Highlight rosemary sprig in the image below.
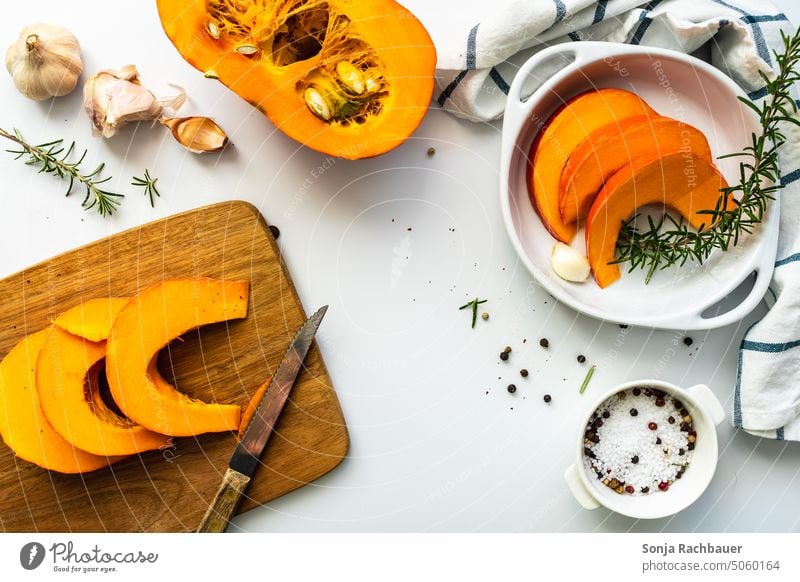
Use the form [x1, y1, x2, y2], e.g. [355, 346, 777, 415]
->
[0, 127, 123, 217]
[132, 169, 161, 208]
[579, 365, 596, 395]
[614, 28, 800, 282]
[459, 297, 487, 328]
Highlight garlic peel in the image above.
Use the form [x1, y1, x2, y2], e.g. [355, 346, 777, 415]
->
[551, 242, 591, 283]
[160, 116, 229, 153]
[5, 23, 83, 101]
[83, 65, 185, 138]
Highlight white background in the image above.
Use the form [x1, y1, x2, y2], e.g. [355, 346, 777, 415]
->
[1, 1, 798, 533]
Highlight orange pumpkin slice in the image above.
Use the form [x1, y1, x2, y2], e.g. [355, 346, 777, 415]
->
[0, 329, 124, 473]
[586, 152, 729, 288]
[529, 88, 657, 242]
[36, 326, 171, 456]
[53, 297, 129, 342]
[560, 116, 714, 225]
[106, 278, 249, 436]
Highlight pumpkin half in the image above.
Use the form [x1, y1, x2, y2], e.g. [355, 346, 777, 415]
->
[156, 0, 437, 159]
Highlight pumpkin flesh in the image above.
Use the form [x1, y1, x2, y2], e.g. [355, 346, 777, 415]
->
[586, 152, 729, 288]
[156, 0, 436, 159]
[36, 326, 172, 456]
[559, 116, 713, 224]
[0, 329, 124, 473]
[53, 297, 130, 342]
[529, 88, 657, 242]
[105, 278, 249, 436]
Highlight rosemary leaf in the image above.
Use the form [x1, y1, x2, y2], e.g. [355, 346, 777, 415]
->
[580, 364, 596, 395]
[614, 27, 800, 279]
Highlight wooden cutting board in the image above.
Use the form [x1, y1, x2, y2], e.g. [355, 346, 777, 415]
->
[0, 201, 348, 532]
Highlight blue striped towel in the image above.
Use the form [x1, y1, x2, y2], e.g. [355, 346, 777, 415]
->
[425, 0, 799, 439]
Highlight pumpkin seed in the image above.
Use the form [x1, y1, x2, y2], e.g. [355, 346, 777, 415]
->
[304, 87, 332, 121]
[335, 61, 365, 95]
[235, 44, 259, 55]
[206, 21, 220, 39]
[204, 70, 219, 79]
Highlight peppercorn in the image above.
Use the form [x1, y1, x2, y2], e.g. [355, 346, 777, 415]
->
[683, 415, 692, 424]
[507, 384, 517, 394]
[648, 422, 658, 431]
[504, 346, 512, 354]
[641, 486, 650, 493]
[427, 147, 436, 157]
[619, 324, 629, 329]
[577, 355, 586, 363]
[602, 411, 610, 419]
[668, 416, 675, 424]
[687, 443, 695, 451]
[687, 434, 696, 443]
[520, 369, 529, 378]
[481, 312, 489, 321]
[678, 448, 686, 456]
[500, 351, 509, 361]
[683, 336, 694, 346]
[658, 482, 669, 491]
[630, 408, 638, 416]
[632, 388, 641, 396]
[674, 400, 684, 409]
[539, 338, 549, 348]
[656, 398, 666, 407]
[625, 485, 635, 494]
[543, 394, 552, 403]
[631, 455, 639, 464]
[656, 437, 662, 445]
[268, 224, 281, 239]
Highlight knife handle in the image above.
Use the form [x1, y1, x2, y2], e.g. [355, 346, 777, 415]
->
[196, 467, 251, 533]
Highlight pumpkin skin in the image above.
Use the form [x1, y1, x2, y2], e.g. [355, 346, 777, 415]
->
[156, 0, 437, 159]
[105, 278, 249, 436]
[37, 325, 172, 456]
[0, 329, 124, 473]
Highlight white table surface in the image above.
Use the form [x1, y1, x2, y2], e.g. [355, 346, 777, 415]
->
[2, 1, 798, 533]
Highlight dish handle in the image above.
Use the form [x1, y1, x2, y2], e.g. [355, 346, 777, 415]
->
[687, 384, 726, 426]
[564, 463, 601, 510]
[504, 41, 643, 131]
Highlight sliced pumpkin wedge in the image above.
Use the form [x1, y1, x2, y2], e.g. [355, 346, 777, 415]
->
[53, 297, 129, 342]
[36, 326, 172, 456]
[0, 329, 125, 473]
[105, 278, 249, 436]
[529, 88, 657, 242]
[560, 116, 713, 224]
[586, 151, 729, 288]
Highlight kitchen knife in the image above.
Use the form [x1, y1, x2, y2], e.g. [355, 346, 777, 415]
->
[196, 305, 328, 533]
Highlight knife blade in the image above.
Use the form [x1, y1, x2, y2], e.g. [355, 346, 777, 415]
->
[196, 305, 328, 533]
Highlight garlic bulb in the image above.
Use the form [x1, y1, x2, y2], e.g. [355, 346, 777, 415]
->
[83, 65, 185, 138]
[160, 116, 229, 153]
[5, 23, 83, 101]
[551, 242, 591, 282]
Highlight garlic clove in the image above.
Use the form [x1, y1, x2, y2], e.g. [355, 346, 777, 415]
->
[160, 116, 229, 153]
[83, 65, 164, 138]
[551, 242, 591, 282]
[5, 23, 83, 101]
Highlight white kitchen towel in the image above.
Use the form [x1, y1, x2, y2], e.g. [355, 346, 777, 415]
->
[428, 0, 800, 440]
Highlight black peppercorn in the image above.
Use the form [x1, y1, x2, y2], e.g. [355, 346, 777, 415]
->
[631, 455, 639, 464]
[656, 398, 666, 407]
[687, 442, 695, 450]
[641, 486, 650, 493]
[507, 384, 517, 394]
[656, 437, 662, 445]
[602, 410, 610, 419]
[577, 355, 586, 363]
[543, 394, 552, 403]
[268, 224, 281, 239]
[520, 369, 529, 377]
[632, 387, 641, 396]
[539, 338, 549, 348]
[668, 416, 676, 424]
[683, 336, 694, 346]
[500, 351, 509, 361]
[630, 408, 638, 417]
